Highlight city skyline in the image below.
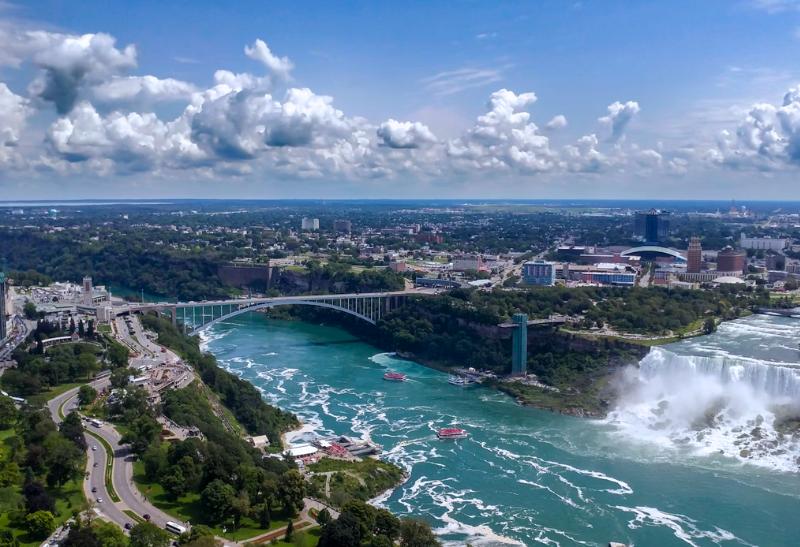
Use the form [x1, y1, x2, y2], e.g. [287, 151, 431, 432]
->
[2, 0, 800, 199]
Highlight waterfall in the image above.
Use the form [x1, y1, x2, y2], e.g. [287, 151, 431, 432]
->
[639, 346, 800, 400]
[606, 344, 800, 472]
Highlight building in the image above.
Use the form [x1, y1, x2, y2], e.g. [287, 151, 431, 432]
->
[580, 270, 637, 286]
[687, 237, 702, 274]
[389, 261, 407, 273]
[333, 219, 352, 233]
[301, 217, 319, 231]
[0, 272, 6, 340]
[716, 247, 746, 273]
[511, 313, 528, 376]
[766, 253, 785, 271]
[415, 232, 443, 244]
[82, 276, 93, 307]
[635, 209, 670, 244]
[522, 260, 556, 286]
[452, 254, 484, 272]
[414, 277, 461, 289]
[739, 233, 787, 251]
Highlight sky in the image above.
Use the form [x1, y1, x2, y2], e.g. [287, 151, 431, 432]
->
[1, 0, 800, 199]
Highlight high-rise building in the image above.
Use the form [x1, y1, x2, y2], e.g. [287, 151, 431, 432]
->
[511, 313, 528, 376]
[0, 271, 6, 340]
[635, 209, 670, 244]
[687, 237, 702, 273]
[522, 260, 556, 286]
[301, 217, 319, 231]
[717, 247, 747, 273]
[82, 276, 93, 306]
[333, 219, 352, 233]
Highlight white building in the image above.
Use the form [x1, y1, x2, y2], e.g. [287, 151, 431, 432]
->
[301, 217, 320, 231]
[740, 233, 788, 251]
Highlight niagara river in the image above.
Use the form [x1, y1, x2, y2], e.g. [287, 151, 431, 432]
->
[200, 313, 800, 546]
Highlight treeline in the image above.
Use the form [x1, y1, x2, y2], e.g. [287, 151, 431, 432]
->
[274, 260, 406, 295]
[1, 230, 232, 301]
[0, 398, 86, 543]
[141, 314, 298, 443]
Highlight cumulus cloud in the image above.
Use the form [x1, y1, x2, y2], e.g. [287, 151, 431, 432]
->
[0, 83, 31, 166]
[545, 114, 568, 131]
[244, 39, 293, 79]
[709, 86, 800, 170]
[377, 119, 437, 148]
[92, 75, 197, 103]
[599, 100, 640, 141]
[22, 31, 137, 113]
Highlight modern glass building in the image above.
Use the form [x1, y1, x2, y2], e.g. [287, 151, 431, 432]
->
[522, 260, 556, 286]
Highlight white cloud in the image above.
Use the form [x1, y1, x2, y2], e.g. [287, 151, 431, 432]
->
[377, 119, 437, 148]
[749, 0, 800, 13]
[421, 67, 506, 97]
[545, 114, 568, 131]
[92, 75, 197, 103]
[598, 100, 640, 141]
[0, 82, 31, 166]
[709, 85, 800, 170]
[244, 39, 293, 79]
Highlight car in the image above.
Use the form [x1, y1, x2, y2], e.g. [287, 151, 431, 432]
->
[93, 462, 98, 467]
[91, 487, 97, 493]
[96, 498, 103, 503]
[92, 445, 97, 451]
[124, 523, 132, 530]
[142, 514, 151, 521]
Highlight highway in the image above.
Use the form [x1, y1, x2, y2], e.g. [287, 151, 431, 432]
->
[47, 381, 179, 531]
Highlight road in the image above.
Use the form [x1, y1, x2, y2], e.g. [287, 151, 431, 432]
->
[47, 381, 178, 531]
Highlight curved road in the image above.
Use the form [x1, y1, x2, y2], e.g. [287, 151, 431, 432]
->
[47, 380, 178, 530]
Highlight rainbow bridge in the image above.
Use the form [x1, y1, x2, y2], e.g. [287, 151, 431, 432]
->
[122, 291, 415, 335]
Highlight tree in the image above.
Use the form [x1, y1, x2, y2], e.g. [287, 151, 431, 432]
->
[43, 433, 83, 487]
[107, 343, 130, 368]
[200, 479, 235, 524]
[374, 509, 401, 541]
[0, 396, 17, 429]
[23, 301, 38, 320]
[0, 529, 20, 547]
[162, 467, 187, 500]
[178, 525, 215, 546]
[120, 415, 161, 455]
[60, 411, 87, 450]
[399, 519, 440, 547]
[340, 500, 376, 538]
[284, 519, 294, 542]
[129, 522, 169, 547]
[93, 520, 129, 547]
[78, 320, 85, 337]
[87, 320, 95, 338]
[316, 508, 331, 527]
[318, 513, 363, 547]
[23, 480, 54, 513]
[110, 367, 132, 390]
[25, 510, 56, 539]
[78, 385, 98, 406]
[703, 318, 717, 335]
[277, 469, 306, 515]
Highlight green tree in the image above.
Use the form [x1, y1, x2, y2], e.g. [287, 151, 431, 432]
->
[59, 411, 87, 450]
[25, 510, 56, 539]
[93, 520, 129, 547]
[78, 320, 85, 337]
[316, 508, 331, 526]
[78, 385, 98, 406]
[43, 433, 83, 487]
[0, 396, 17, 429]
[110, 367, 132, 390]
[23, 301, 38, 320]
[277, 469, 306, 516]
[200, 479, 235, 524]
[399, 519, 440, 547]
[0, 529, 20, 547]
[374, 508, 401, 541]
[107, 342, 130, 368]
[120, 415, 161, 455]
[162, 467, 187, 500]
[129, 522, 169, 547]
[284, 519, 294, 542]
[318, 513, 363, 547]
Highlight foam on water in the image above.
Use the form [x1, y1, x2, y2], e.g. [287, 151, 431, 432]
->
[607, 318, 800, 472]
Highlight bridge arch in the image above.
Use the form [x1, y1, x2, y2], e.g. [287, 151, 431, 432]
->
[620, 245, 686, 262]
[185, 299, 378, 335]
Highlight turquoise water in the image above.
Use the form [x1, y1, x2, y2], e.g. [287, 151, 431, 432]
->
[201, 314, 800, 546]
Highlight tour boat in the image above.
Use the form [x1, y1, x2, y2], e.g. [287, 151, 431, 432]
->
[448, 374, 475, 386]
[437, 427, 468, 440]
[383, 371, 407, 382]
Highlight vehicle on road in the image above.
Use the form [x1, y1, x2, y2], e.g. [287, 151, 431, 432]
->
[92, 445, 97, 451]
[124, 523, 132, 530]
[93, 462, 98, 467]
[143, 514, 151, 521]
[165, 521, 187, 535]
[91, 487, 97, 493]
[96, 498, 103, 503]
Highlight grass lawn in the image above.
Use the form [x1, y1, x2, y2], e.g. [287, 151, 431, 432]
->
[0, 426, 87, 547]
[131, 459, 292, 542]
[268, 527, 321, 546]
[27, 381, 83, 408]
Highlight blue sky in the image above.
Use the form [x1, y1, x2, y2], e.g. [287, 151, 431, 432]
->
[0, 0, 799, 199]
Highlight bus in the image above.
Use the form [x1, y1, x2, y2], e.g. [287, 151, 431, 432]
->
[165, 521, 187, 535]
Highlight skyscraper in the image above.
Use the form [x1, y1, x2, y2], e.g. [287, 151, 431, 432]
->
[687, 237, 702, 273]
[635, 209, 671, 244]
[82, 276, 93, 306]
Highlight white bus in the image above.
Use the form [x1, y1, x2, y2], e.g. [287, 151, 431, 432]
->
[165, 521, 187, 535]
